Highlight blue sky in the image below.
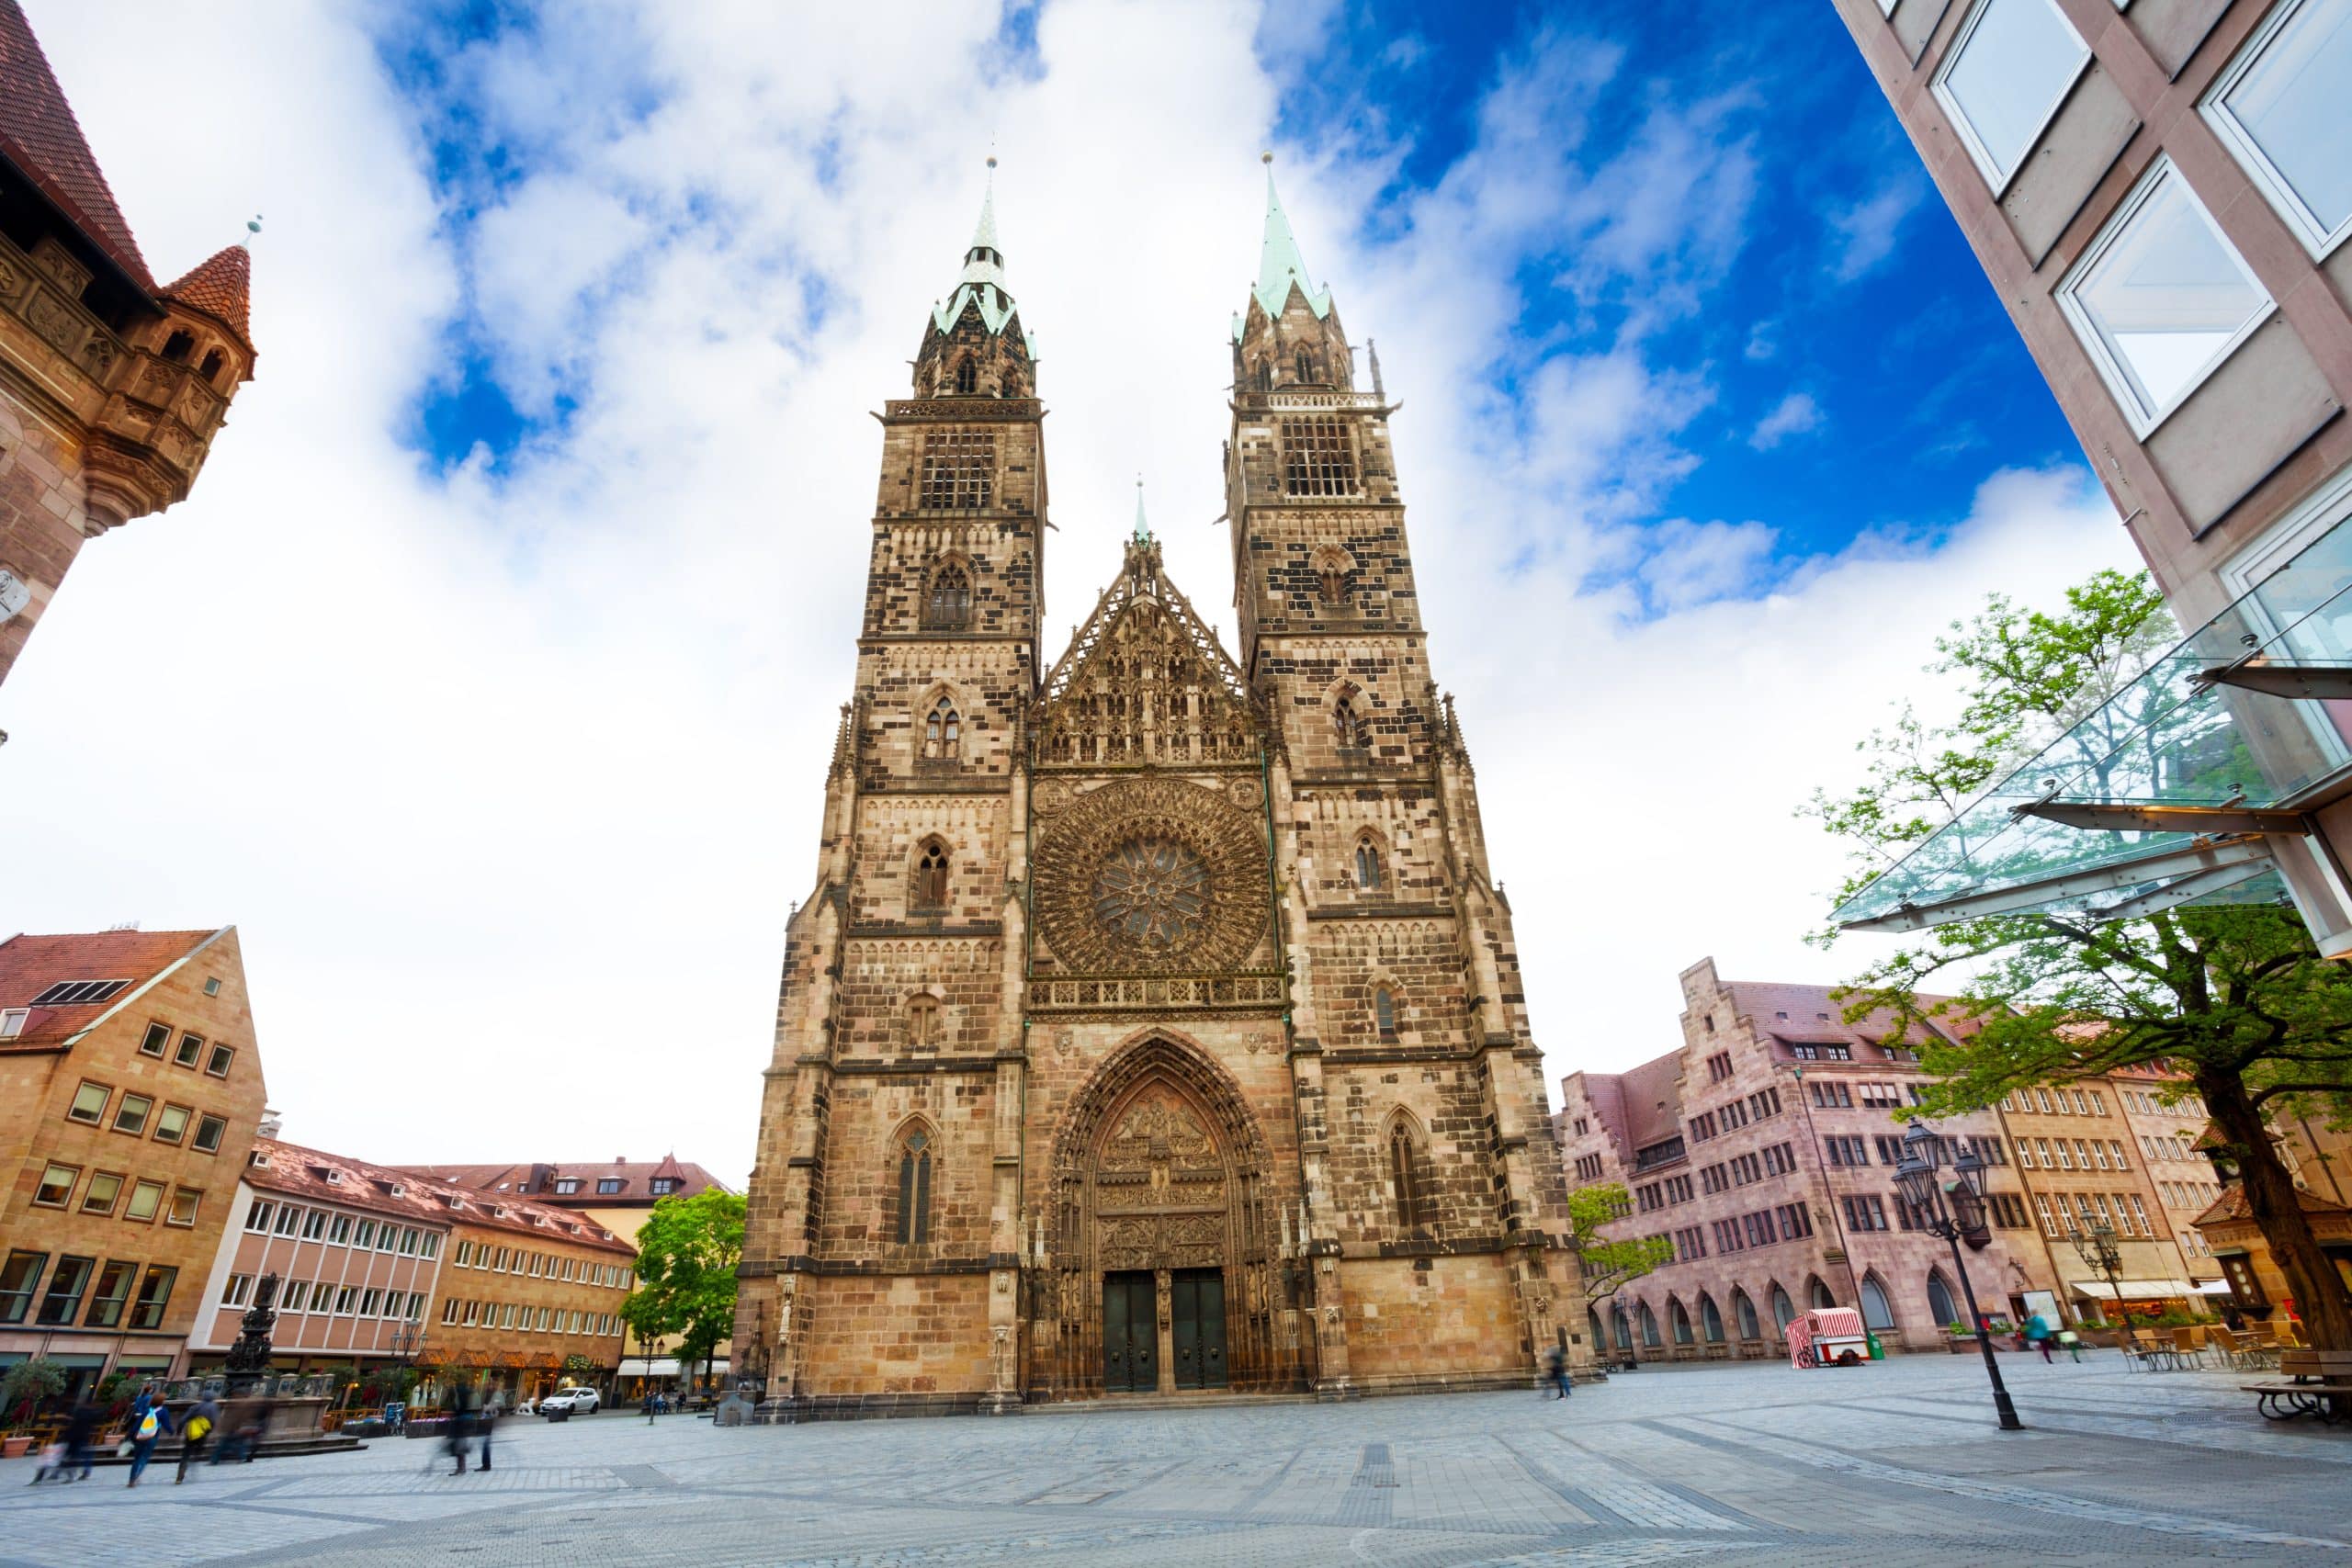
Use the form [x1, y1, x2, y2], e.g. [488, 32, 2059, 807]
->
[384, 0, 2082, 588]
[12, 0, 2133, 1175]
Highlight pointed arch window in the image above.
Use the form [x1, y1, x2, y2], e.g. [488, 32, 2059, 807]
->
[1669, 1298, 1693, 1345]
[1808, 1278, 1836, 1312]
[1860, 1274, 1896, 1331]
[162, 330, 195, 362]
[1334, 693, 1367, 751]
[1734, 1289, 1760, 1340]
[1355, 837, 1384, 892]
[1295, 348, 1316, 384]
[912, 840, 951, 909]
[907, 995, 942, 1049]
[1699, 1293, 1725, 1343]
[1254, 362, 1272, 393]
[1374, 986, 1397, 1042]
[953, 355, 978, 395]
[1771, 1285, 1796, 1334]
[1927, 1270, 1960, 1328]
[1637, 1303, 1661, 1348]
[1611, 1304, 1632, 1349]
[924, 564, 972, 629]
[895, 1129, 933, 1245]
[1389, 1118, 1420, 1229]
[922, 695, 962, 760]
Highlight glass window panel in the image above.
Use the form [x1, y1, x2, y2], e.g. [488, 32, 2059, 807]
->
[84, 1260, 134, 1327]
[168, 1189, 201, 1226]
[130, 1266, 176, 1329]
[153, 1104, 190, 1144]
[2211, 0, 2352, 252]
[0, 1251, 47, 1323]
[2062, 164, 2271, 429]
[79, 1172, 123, 1215]
[112, 1094, 152, 1134]
[34, 1163, 76, 1206]
[125, 1179, 164, 1222]
[1937, 0, 2089, 187]
[68, 1081, 109, 1122]
[193, 1114, 226, 1153]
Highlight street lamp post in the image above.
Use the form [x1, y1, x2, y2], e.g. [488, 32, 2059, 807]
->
[2071, 1223, 2129, 1337]
[1893, 1122, 2023, 1432]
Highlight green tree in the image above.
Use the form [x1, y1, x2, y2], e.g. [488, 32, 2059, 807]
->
[1806, 569, 2352, 1352]
[2, 1358, 64, 1425]
[629, 1189, 747, 1391]
[1566, 1183, 1677, 1331]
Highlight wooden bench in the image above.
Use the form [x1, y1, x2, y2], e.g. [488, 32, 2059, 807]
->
[2241, 1349, 2352, 1424]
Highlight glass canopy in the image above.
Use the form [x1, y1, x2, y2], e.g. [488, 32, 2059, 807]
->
[1835, 517, 2352, 931]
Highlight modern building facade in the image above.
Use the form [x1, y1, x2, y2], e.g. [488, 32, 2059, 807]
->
[0, 0, 254, 690]
[427, 1198, 636, 1403]
[735, 164, 1582, 1415]
[0, 928, 266, 1393]
[1556, 960, 2061, 1357]
[1833, 0, 2352, 949]
[186, 1136, 452, 1375]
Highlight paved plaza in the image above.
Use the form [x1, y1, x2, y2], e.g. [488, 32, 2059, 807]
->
[2, 1355, 2346, 1567]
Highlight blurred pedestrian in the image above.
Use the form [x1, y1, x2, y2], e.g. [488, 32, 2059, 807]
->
[1543, 1343, 1571, 1400]
[57, 1397, 100, 1483]
[125, 1393, 175, 1486]
[175, 1395, 220, 1483]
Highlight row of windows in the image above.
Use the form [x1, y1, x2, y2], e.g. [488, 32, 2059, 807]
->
[1706, 1202, 1814, 1257]
[134, 1021, 240, 1079]
[1925, 0, 2350, 436]
[917, 431, 995, 510]
[2016, 1136, 2130, 1172]
[2003, 1086, 2109, 1118]
[2034, 1190, 2155, 1238]
[223, 1273, 424, 1321]
[2141, 1134, 2199, 1163]
[32, 1163, 200, 1227]
[547, 1176, 670, 1196]
[451, 1238, 629, 1288]
[0, 1251, 174, 1330]
[2123, 1088, 2209, 1119]
[65, 1078, 232, 1152]
[1689, 1087, 1781, 1146]
[438, 1297, 623, 1336]
[1704, 1051, 1734, 1084]
[1571, 1152, 1604, 1182]
[246, 1201, 442, 1259]
[2157, 1179, 2221, 1211]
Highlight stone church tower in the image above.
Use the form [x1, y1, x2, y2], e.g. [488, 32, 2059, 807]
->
[736, 162, 1580, 1414]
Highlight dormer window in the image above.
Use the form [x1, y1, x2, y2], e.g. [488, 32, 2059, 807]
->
[322, 1169, 343, 1184]
[554, 1179, 581, 1194]
[248, 1151, 269, 1168]
[650, 1178, 679, 1195]
[596, 1178, 625, 1195]
[0, 1009, 28, 1038]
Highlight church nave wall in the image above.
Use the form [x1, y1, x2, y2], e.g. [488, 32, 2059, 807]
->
[1336, 1253, 1526, 1387]
[847, 795, 1011, 926]
[797, 1271, 995, 1397]
[814, 1070, 997, 1260]
[1321, 1061, 1498, 1249]
[833, 936, 1005, 1057]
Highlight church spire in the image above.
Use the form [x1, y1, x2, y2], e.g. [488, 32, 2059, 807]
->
[916, 157, 1037, 397]
[1133, 475, 1151, 545]
[933, 156, 1023, 339]
[1238, 152, 1333, 342]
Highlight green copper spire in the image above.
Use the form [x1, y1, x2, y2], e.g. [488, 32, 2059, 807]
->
[1133, 475, 1152, 544]
[933, 156, 1035, 355]
[1238, 151, 1334, 342]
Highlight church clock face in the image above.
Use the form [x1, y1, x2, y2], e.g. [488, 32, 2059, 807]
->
[1033, 776, 1269, 974]
[1092, 838, 1211, 953]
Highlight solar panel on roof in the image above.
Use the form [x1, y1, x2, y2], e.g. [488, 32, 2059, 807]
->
[28, 978, 131, 1005]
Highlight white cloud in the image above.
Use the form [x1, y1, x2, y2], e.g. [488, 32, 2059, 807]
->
[1826, 170, 1927, 283]
[5, 3, 2139, 1182]
[1748, 389, 1823, 450]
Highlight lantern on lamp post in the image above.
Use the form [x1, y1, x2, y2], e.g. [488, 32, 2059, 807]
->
[2072, 1223, 2130, 1335]
[1893, 1121, 2023, 1431]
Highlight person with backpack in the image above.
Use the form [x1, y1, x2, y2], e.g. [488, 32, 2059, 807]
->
[175, 1395, 221, 1483]
[125, 1392, 175, 1486]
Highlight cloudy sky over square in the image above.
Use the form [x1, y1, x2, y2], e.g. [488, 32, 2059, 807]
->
[5, 0, 2138, 1181]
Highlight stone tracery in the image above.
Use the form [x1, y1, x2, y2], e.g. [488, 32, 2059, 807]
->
[1031, 776, 1269, 975]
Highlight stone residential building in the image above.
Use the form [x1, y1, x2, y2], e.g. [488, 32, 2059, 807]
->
[0, 928, 266, 1392]
[1993, 1077, 2204, 1319]
[394, 1152, 732, 1386]
[2194, 1101, 2352, 1315]
[735, 161, 1581, 1416]
[185, 1135, 451, 1376]
[2110, 1066, 2229, 1279]
[1555, 960, 2059, 1358]
[425, 1190, 637, 1403]
[0, 0, 255, 690]
[1832, 0, 2352, 952]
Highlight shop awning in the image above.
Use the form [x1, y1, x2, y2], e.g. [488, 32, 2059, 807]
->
[2069, 1278, 2199, 1300]
[618, 1358, 682, 1378]
[2195, 1279, 2236, 1295]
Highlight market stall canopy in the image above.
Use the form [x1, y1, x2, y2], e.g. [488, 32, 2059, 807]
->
[2069, 1278, 2199, 1300]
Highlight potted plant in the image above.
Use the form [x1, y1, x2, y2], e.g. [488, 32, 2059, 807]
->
[1, 1359, 66, 1456]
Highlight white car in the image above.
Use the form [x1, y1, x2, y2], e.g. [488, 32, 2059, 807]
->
[538, 1388, 601, 1415]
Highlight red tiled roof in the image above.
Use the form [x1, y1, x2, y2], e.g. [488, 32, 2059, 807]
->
[391, 1155, 731, 1205]
[0, 928, 222, 1048]
[248, 1137, 469, 1229]
[0, 0, 153, 290]
[161, 243, 251, 346]
[2191, 1179, 2348, 1228]
[290, 1142, 636, 1254]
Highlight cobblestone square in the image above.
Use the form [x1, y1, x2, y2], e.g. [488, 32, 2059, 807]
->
[3, 1354, 2346, 1566]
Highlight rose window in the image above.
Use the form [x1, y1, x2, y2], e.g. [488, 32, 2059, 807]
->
[1091, 838, 1211, 953]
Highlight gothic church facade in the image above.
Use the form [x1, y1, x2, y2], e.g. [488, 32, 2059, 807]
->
[736, 164, 1582, 1412]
